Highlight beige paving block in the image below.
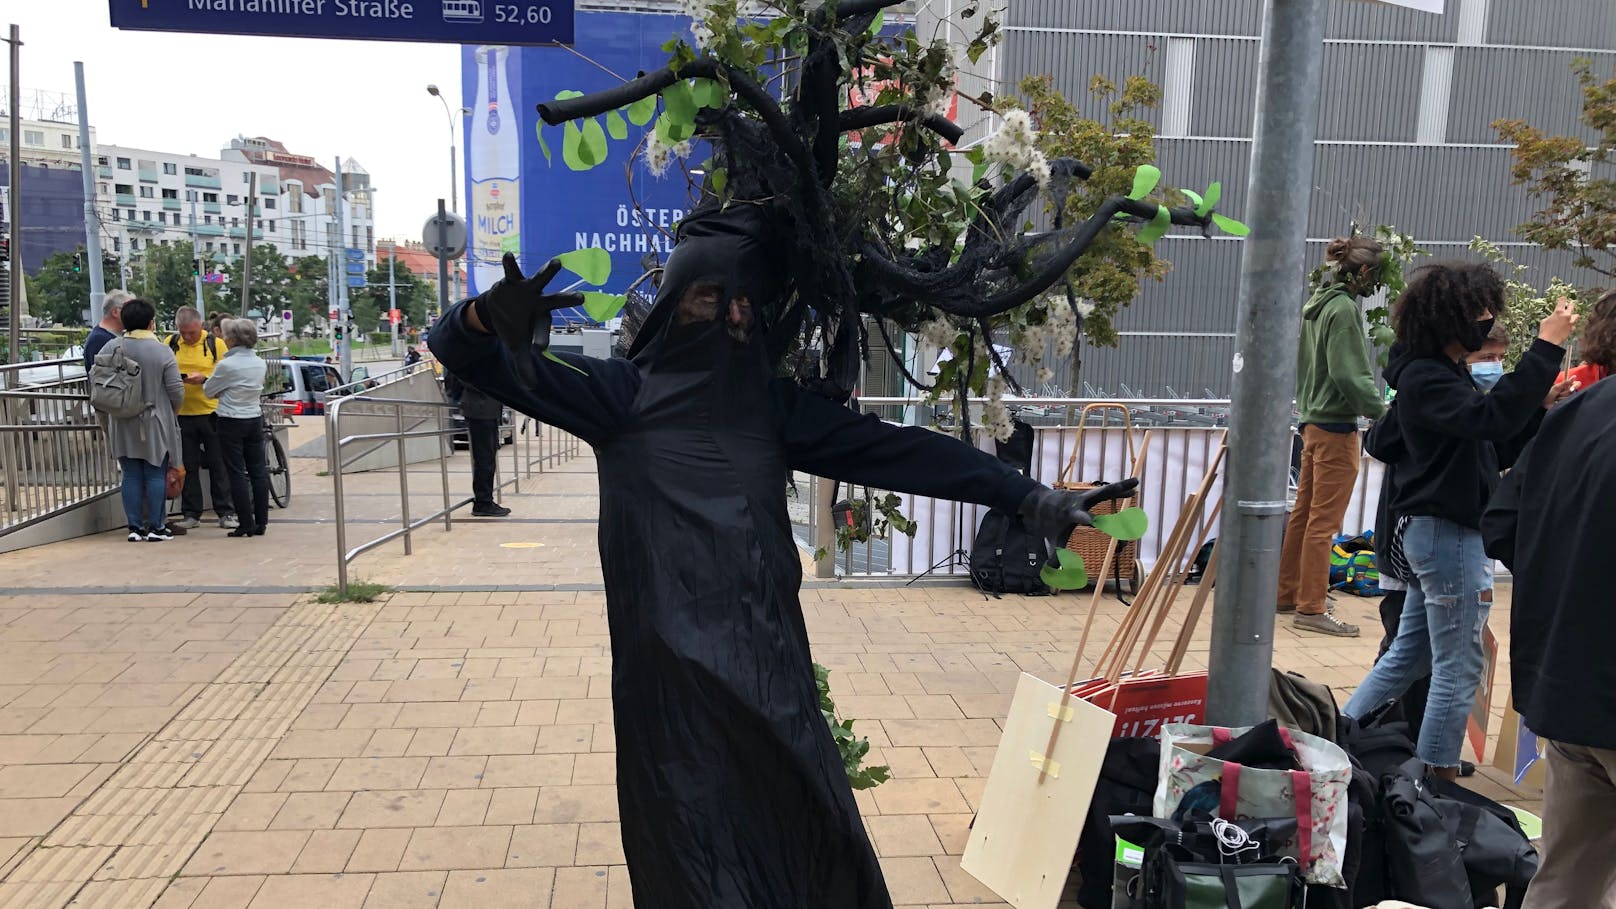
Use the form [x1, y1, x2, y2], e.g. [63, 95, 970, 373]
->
[552, 866, 609, 909]
[339, 790, 448, 829]
[878, 855, 950, 904]
[270, 729, 375, 760]
[479, 754, 572, 789]
[397, 825, 514, 872]
[569, 753, 614, 787]
[395, 701, 481, 729]
[363, 729, 418, 758]
[575, 822, 625, 866]
[555, 699, 612, 725]
[289, 828, 364, 874]
[149, 875, 207, 909]
[448, 726, 539, 756]
[505, 824, 577, 868]
[362, 870, 448, 909]
[513, 701, 558, 726]
[483, 787, 538, 826]
[184, 874, 267, 909]
[419, 755, 488, 789]
[384, 680, 467, 703]
[346, 827, 414, 873]
[338, 703, 404, 729]
[439, 868, 555, 909]
[246, 872, 375, 909]
[535, 724, 593, 754]
[867, 814, 945, 857]
[182, 830, 312, 876]
[936, 856, 1007, 904]
[870, 779, 969, 816]
[475, 701, 520, 726]
[927, 814, 973, 856]
[215, 793, 290, 832]
[326, 756, 429, 791]
[279, 758, 342, 791]
[0, 797, 80, 836]
[533, 785, 618, 824]
[241, 761, 293, 793]
[0, 764, 94, 799]
[269, 791, 353, 830]
[606, 864, 633, 909]
[435, 788, 492, 827]
[509, 677, 589, 701]
[920, 746, 977, 779]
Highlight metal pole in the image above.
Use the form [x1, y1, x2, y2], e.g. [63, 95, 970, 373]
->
[397, 403, 412, 555]
[1206, 0, 1329, 727]
[329, 399, 349, 596]
[388, 245, 399, 357]
[335, 158, 351, 381]
[449, 145, 460, 307]
[240, 171, 257, 317]
[73, 62, 105, 318]
[189, 198, 205, 320]
[434, 198, 450, 319]
[7, 25, 22, 368]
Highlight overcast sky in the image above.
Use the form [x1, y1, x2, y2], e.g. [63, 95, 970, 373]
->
[10, 0, 464, 242]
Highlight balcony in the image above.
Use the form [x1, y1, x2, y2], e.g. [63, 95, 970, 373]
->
[115, 193, 137, 207]
[162, 198, 181, 211]
[229, 227, 247, 239]
[138, 168, 159, 183]
[259, 177, 279, 195]
[203, 202, 222, 215]
[184, 173, 222, 190]
[128, 221, 164, 234]
[195, 224, 225, 237]
[97, 166, 112, 179]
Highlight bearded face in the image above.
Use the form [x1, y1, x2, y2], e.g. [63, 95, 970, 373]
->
[674, 280, 754, 343]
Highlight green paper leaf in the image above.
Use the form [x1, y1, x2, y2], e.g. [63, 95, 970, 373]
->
[1199, 182, 1222, 217]
[1212, 213, 1251, 237]
[1181, 189, 1202, 210]
[868, 9, 885, 35]
[627, 94, 657, 127]
[1039, 549, 1089, 592]
[561, 121, 588, 171]
[1091, 507, 1149, 542]
[692, 78, 724, 110]
[535, 123, 552, 165]
[542, 350, 588, 376]
[578, 117, 608, 167]
[556, 247, 612, 285]
[1129, 165, 1161, 201]
[606, 109, 628, 141]
[662, 80, 696, 127]
[582, 292, 627, 322]
[1136, 205, 1172, 246]
[710, 166, 728, 197]
[554, 89, 584, 100]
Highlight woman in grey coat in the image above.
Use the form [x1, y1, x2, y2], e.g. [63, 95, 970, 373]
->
[101, 298, 184, 541]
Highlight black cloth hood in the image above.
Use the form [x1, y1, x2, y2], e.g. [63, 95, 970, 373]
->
[1382, 342, 1418, 390]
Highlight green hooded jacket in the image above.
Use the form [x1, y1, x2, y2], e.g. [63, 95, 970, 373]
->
[1296, 284, 1386, 425]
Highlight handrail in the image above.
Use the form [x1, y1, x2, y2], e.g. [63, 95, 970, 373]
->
[0, 375, 117, 537]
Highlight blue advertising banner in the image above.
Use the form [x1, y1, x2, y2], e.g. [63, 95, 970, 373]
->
[108, 0, 575, 46]
[461, 11, 701, 324]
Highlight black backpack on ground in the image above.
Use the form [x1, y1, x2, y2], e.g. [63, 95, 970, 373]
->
[1076, 737, 1160, 909]
[969, 420, 1051, 596]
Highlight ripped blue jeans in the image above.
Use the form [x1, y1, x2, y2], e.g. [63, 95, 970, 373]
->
[1344, 515, 1493, 767]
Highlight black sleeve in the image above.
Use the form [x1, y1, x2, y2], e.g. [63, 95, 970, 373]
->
[1364, 401, 1403, 464]
[1398, 339, 1563, 441]
[1494, 408, 1545, 470]
[773, 380, 1041, 513]
[427, 300, 639, 447]
[1482, 439, 1534, 569]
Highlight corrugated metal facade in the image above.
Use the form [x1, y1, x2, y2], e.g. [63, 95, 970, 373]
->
[987, 0, 1616, 398]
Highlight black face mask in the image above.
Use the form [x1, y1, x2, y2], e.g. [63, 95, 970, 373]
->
[1464, 317, 1496, 353]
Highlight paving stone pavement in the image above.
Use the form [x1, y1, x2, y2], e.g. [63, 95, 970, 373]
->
[0, 426, 1542, 908]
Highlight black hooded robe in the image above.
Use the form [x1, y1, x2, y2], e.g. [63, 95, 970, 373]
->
[429, 295, 1038, 907]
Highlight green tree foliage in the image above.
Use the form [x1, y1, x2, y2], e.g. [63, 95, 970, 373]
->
[128, 243, 218, 323]
[1494, 61, 1616, 279]
[287, 256, 331, 336]
[222, 248, 294, 321]
[1470, 238, 1587, 368]
[24, 246, 121, 326]
[352, 261, 431, 333]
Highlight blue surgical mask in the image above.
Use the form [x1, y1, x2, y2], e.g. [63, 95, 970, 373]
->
[1471, 360, 1504, 391]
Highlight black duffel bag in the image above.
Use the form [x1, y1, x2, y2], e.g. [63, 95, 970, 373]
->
[1112, 815, 1304, 909]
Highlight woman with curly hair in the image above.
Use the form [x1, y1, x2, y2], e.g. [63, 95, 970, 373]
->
[1344, 261, 1578, 780]
[1558, 290, 1616, 389]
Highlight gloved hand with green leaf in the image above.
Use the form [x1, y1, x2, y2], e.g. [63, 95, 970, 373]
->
[471, 253, 586, 386]
[1018, 480, 1149, 591]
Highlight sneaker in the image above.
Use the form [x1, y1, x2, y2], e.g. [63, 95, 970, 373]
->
[219, 515, 240, 530]
[175, 516, 201, 529]
[1293, 610, 1360, 637]
[164, 523, 188, 536]
[471, 503, 512, 517]
[1276, 603, 1297, 614]
[128, 529, 144, 543]
[144, 527, 174, 542]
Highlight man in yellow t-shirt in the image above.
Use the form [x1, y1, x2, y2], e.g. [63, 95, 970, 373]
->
[170, 306, 238, 529]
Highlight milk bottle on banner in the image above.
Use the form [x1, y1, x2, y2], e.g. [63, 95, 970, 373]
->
[470, 45, 522, 294]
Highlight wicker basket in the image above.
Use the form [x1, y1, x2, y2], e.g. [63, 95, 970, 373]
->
[1054, 404, 1140, 591]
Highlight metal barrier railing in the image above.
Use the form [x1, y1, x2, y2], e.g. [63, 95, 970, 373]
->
[0, 357, 118, 535]
[326, 390, 583, 596]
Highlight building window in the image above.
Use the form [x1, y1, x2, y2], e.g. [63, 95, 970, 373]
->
[263, 197, 276, 210]
[114, 183, 132, 195]
[97, 155, 108, 166]
[139, 186, 154, 198]
[117, 157, 132, 169]
[185, 190, 196, 202]
[110, 209, 120, 222]
[205, 242, 214, 252]
[112, 237, 121, 252]
[163, 163, 176, 175]
[268, 220, 276, 232]
[129, 238, 139, 250]
[23, 130, 45, 146]
[365, 227, 373, 251]
[61, 134, 73, 149]
[98, 183, 108, 195]
[142, 211, 152, 221]
[227, 195, 238, 205]
[184, 166, 206, 176]
[203, 192, 218, 203]
[162, 188, 177, 200]
[256, 219, 264, 230]
[203, 215, 212, 225]
[243, 172, 252, 184]
[233, 243, 242, 254]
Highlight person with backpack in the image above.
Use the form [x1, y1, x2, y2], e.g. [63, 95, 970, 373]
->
[1344, 263, 1576, 781]
[1277, 236, 1389, 637]
[169, 306, 237, 530]
[94, 298, 184, 542]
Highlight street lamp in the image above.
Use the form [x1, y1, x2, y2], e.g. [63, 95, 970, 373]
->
[427, 84, 470, 306]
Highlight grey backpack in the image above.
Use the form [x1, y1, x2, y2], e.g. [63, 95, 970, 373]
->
[89, 341, 148, 419]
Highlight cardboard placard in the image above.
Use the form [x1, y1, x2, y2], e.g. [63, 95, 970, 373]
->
[962, 673, 1116, 909]
[1465, 624, 1498, 763]
[1491, 701, 1546, 789]
[1085, 672, 1208, 739]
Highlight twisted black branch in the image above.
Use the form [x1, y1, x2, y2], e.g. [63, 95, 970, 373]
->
[837, 106, 965, 144]
[873, 317, 935, 392]
[979, 318, 1025, 397]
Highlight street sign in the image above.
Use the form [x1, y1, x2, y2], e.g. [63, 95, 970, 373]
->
[347, 276, 368, 289]
[345, 248, 365, 261]
[389, 309, 402, 325]
[423, 210, 468, 260]
[346, 262, 366, 275]
[107, 0, 575, 46]
[281, 309, 294, 323]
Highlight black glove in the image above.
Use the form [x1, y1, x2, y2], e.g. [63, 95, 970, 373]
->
[1016, 479, 1140, 542]
[470, 254, 585, 386]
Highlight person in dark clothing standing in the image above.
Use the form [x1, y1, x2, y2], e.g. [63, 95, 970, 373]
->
[443, 369, 509, 517]
[1344, 262, 1576, 780]
[83, 290, 133, 371]
[1483, 378, 1616, 909]
[1278, 236, 1388, 637]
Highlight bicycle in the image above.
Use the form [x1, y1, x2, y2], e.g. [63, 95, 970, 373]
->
[260, 400, 294, 508]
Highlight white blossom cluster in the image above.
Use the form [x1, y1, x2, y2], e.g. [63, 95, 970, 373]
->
[983, 110, 1052, 189]
[679, 0, 720, 49]
[981, 372, 1014, 441]
[918, 316, 959, 350]
[644, 132, 692, 178]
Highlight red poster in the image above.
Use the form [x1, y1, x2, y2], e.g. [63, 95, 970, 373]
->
[1074, 672, 1208, 739]
[1467, 624, 1499, 763]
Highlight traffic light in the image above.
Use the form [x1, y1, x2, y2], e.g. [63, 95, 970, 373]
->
[193, 258, 201, 277]
[72, 252, 82, 274]
[333, 323, 344, 342]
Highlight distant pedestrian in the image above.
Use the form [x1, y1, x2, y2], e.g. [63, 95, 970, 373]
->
[169, 307, 237, 530]
[83, 289, 133, 371]
[1557, 290, 1616, 391]
[1345, 263, 1576, 781]
[1278, 236, 1388, 637]
[205, 319, 272, 538]
[405, 346, 423, 367]
[443, 368, 509, 517]
[100, 299, 184, 542]
[1483, 373, 1616, 909]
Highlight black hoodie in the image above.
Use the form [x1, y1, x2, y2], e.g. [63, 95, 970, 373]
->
[1382, 337, 1562, 529]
